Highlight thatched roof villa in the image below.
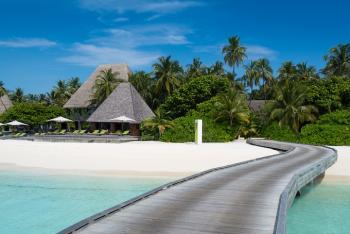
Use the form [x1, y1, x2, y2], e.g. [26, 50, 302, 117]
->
[87, 82, 155, 135]
[64, 64, 131, 109]
[64, 64, 154, 136]
[0, 94, 12, 114]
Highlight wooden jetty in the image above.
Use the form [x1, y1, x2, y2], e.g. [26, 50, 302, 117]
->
[58, 139, 337, 234]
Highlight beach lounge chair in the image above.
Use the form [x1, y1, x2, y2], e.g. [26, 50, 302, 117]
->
[99, 129, 108, 135]
[88, 130, 100, 135]
[34, 133, 40, 136]
[122, 130, 130, 135]
[19, 133, 26, 137]
[52, 130, 60, 135]
[72, 130, 79, 134]
[79, 130, 87, 134]
[40, 133, 46, 136]
[112, 130, 122, 136]
[59, 129, 66, 135]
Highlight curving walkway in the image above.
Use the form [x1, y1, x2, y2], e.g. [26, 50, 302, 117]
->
[59, 140, 337, 234]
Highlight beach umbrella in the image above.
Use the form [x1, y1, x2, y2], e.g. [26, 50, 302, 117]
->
[48, 116, 73, 131]
[48, 116, 73, 123]
[110, 116, 135, 132]
[110, 116, 135, 123]
[6, 120, 28, 126]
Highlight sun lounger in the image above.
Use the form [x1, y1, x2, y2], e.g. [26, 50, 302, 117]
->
[72, 130, 80, 134]
[88, 130, 100, 135]
[122, 130, 130, 135]
[99, 129, 108, 135]
[40, 133, 46, 136]
[59, 130, 66, 135]
[79, 130, 87, 134]
[34, 133, 40, 136]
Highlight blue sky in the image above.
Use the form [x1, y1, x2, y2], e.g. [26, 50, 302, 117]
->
[0, 0, 349, 93]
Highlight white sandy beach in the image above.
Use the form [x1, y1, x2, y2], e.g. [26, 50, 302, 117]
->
[0, 140, 348, 178]
[0, 139, 278, 176]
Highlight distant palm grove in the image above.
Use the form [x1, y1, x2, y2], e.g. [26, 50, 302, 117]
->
[1, 36, 350, 145]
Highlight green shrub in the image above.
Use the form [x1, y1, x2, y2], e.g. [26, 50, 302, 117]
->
[260, 122, 298, 142]
[159, 75, 230, 119]
[160, 113, 237, 143]
[317, 110, 350, 125]
[160, 97, 238, 142]
[0, 102, 65, 126]
[300, 124, 350, 145]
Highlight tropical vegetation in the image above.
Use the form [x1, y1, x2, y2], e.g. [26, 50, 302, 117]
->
[1, 36, 350, 145]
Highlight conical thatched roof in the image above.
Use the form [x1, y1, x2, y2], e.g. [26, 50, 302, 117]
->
[249, 100, 268, 112]
[64, 64, 131, 109]
[87, 82, 155, 123]
[0, 94, 12, 114]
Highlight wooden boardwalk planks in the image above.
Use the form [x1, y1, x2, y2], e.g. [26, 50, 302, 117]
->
[58, 140, 337, 234]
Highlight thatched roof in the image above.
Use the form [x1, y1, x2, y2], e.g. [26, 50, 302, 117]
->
[64, 64, 131, 109]
[249, 100, 268, 112]
[0, 94, 12, 114]
[87, 82, 155, 123]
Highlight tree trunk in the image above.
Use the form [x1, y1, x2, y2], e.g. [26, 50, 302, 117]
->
[0, 95, 7, 111]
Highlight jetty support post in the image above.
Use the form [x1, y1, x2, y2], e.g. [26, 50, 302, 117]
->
[195, 119, 202, 144]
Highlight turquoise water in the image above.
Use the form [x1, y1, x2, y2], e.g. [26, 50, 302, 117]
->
[0, 169, 172, 234]
[287, 179, 350, 234]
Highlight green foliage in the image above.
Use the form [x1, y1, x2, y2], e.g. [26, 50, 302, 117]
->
[260, 122, 298, 142]
[214, 87, 250, 126]
[317, 110, 350, 125]
[91, 69, 122, 105]
[305, 76, 350, 113]
[298, 110, 350, 145]
[160, 112, 237, 143]
[160, 97, 238, 142]
[300, 124, 350, 145]
[160, 75, 230, 119]
[268, 80, 318, 133]
[0, 103, 65, 125]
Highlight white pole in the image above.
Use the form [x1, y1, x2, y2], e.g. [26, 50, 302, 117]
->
[195, 119, 202, 144]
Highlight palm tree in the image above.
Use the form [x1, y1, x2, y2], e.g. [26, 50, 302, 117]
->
[242, 61, 260, 103]
[91, 68, 123, 105]
[142, 109, 173, 139]
[153, 56, 183, 98]
[268, 81, 318, 133]
[11, 88, 25, 103]
[52, 80, 70, 106]
[255, 58, 273, 100]
[214, 87, 250, 126]
[278, 61, 297, 82]
[222, 36, 246, 79]
[323, 44, 350, 77]
[67, 77, 81, 96]
[129, 71, 155, 107]
[186, 58, 206, 79]
[207, 61, 225, 77]
[0, 81, 8, 111]
[296, 62, 318, 80]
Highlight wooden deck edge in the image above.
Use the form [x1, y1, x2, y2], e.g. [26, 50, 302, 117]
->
[247, 139, 338, 234]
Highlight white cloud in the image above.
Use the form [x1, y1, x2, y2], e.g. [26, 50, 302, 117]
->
[79, 0, 203, 14]
[245, 45, 278, 60]
[59, 43, 159, 67]
[94, 24, 191, 48]
[59, 24, 190, 67]
[0, 38, 57, 48]
[114, 17, 129, 22]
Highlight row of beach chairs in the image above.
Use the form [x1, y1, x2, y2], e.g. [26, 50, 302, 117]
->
[33, 129, 130, 136]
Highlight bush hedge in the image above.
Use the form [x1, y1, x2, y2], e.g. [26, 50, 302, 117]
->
[160, 97, 238, 142]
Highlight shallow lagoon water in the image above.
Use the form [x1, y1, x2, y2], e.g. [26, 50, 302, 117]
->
[287, 178, 350, 234]
[0, 169, 172, 234]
